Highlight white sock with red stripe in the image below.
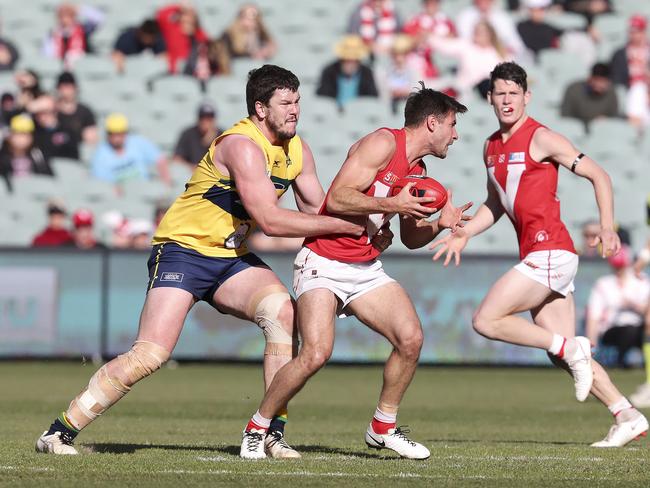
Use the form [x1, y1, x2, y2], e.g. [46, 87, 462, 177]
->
[608, 397, 633, 419]
[548, 333, 566, 357]
[246, 410, 272, 432]
[371, 407, 397, 434]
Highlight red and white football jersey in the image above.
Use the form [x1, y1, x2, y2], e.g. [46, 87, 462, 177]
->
[305, 128, 425, 263]
[484, 117, 576, 259]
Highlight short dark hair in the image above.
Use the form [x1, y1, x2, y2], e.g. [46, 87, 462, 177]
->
[404, 84, 467, 127]
[139, 19, 160, 36]
[489, 62, 528, 92]
[246, 65, 300, 116]
[591, 62, 611, 78]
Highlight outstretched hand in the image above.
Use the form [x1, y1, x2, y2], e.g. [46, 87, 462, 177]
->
[429, 228, 469, 266]
[437, 189, 473, 232]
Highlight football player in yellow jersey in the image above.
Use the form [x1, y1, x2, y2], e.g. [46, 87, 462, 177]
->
[35, 65, 364, 459]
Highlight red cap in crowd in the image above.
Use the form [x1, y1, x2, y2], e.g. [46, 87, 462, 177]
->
[629, 14, 647, 31]
[608, 245, 632, 269]
[73, 209, 94, 228]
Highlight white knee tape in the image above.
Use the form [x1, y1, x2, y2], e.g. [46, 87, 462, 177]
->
[66, 341, 170, 429]
[254, 292, 296, 355]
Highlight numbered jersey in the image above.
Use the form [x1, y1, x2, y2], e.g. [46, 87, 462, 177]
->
[304, 128, 425, 263]
[485, 117, 575, 259]
[152, 118, 303, 257]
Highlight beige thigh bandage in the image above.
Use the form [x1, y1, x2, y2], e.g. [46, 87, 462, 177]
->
[65, 341, 170, 430]
[249, 286, 297, 356]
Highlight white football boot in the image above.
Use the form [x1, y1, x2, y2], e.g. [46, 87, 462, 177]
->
[591, 410, 649, 447]
[630, 383, 650, 409]
[365, 425, 430, 460]
[563, 336, 593, 402]
[35, 431, 79, 455]
[264, 431, 301, 459]
[240, 428, 267, 459]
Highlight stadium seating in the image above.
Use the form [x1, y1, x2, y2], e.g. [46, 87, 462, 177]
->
[0, 0, 647, 250]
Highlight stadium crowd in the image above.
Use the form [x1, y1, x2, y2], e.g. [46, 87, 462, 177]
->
[0, 0, 648, 254]
[0, 0, 648, 457]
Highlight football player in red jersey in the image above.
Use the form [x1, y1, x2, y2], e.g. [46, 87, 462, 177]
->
[241, 87, 472, 459]
[432, 61, 648, 447]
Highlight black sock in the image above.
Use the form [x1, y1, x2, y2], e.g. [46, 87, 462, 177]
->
[46, 417, 78, 440]
[268, 416, 286, 435]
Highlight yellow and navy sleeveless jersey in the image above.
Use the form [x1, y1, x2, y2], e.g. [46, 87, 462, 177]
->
[152, 118, 303, 257]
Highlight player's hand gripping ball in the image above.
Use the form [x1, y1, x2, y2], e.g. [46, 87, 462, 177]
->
[390, 175, 448, 213]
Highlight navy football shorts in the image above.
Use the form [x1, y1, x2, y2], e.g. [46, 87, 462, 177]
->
[147, 242, 269, 303]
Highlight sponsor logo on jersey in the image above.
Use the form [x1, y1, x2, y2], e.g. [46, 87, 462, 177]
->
[273, 159, 281, 168]
[535, 230, 549, 242]
[498, 153, 506, 163]
[285, 156, 292, 167]
[486, 155, 495, 167]
[161, 272, 184, 282]
[508, 152, 525, 163]
[383, 171, 399, 184]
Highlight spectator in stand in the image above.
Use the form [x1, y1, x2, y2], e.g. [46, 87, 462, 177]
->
[101, 210, 131, 248]
[153, 200, 170, 229]
[112, 19, 167, 74]
[579, 219, 602, 257]
[611, 14, 649, 88]
[586, 245, 650, 368]
[91, 113, 170, 188]
[42, 3, 88, 69]
[183, 38, 230, 84]
[173, 102, 221, 167]
[517, 0, 563, 61]
[377, 35, 422, 114]
[219, 4, 276, 61]
[156, 3, 209, 74]
[402, 0, 456, 84]
[316, 35, 379, 111]
[456, 0, 528, 60]
[0, 92, 18, 130]
[70, 208, 104, 250]
[0, 114, 52, 193]
[630, 240, 650, 407]
[32, 200, 73, 247]
[129, 219, 154, 250]
[429, 20, 509, 100]
[31, 94, 79, 160]
[55, 71, 98, 148]
[347, 0, 401, 57]
[626, 75, 650, 130]
[557, 0, 611, 35]
[0, 21, 19, 71]
[560, 62, 619, 130]
[14, 69, 43, 112]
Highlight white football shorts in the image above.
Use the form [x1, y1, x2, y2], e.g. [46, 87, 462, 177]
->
[514, 249, 579, 296]
[293, 247, 395, 317]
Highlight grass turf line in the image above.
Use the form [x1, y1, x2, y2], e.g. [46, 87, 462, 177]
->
[1, 362, 649, 487]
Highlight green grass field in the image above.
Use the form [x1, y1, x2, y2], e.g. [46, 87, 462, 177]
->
[1, 362, 649, 487]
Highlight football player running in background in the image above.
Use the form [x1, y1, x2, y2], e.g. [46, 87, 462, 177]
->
[432, 61, 648, 447]
[240, 86, 472, 459]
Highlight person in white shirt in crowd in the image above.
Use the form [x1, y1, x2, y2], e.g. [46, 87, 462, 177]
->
[455, 0, 528, 60]
[629, 240, 650, 408]
[586, 245, 650, 369]
[429, 20, 510, 101]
